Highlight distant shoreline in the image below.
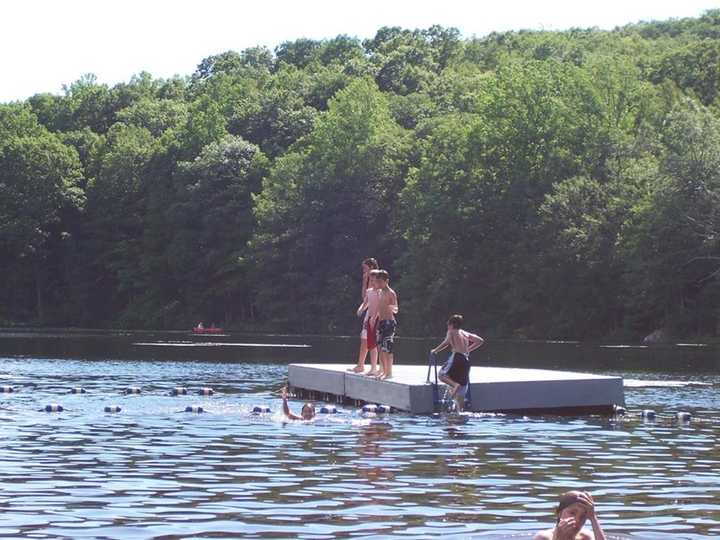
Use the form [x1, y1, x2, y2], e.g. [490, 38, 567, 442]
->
[1, 326, 717, 348]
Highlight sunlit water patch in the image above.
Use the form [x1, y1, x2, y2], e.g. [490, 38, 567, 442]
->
[0, 357, 719, 539]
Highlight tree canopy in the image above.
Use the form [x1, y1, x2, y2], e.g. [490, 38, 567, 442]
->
[2, 11, 720, 340]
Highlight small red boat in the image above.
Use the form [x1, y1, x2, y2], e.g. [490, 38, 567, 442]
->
[192, 325, 224, 335]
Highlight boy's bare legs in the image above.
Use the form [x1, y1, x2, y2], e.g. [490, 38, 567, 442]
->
[350, 338, 368, 372]
[379, 352, 393, 379]
[439, 373, 461, 404]
[453, 393, 464, 412]
[366, 348, 379, 376]
[372, 354, 385, 378]
[373, 351, 386, 378]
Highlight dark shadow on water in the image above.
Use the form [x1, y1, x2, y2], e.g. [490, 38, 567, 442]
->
[1, 328, 719, 373]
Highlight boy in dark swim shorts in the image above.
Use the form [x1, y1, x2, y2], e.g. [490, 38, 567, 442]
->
[431, 314, 484, 412]
[374, 270, 398, 380]
[378, 319, 396, 353]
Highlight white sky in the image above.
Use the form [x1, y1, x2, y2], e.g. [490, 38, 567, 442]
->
[1, 0, 718, 103]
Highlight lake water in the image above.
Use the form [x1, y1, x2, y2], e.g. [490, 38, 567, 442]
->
[0, 333, 719, 539]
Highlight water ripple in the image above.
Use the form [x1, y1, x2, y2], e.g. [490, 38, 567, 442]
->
[0, 358, 719, 539]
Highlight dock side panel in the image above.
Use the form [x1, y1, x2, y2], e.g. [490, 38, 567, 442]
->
[408, 384, 436, 414]
[288, 364, 345, 395]
[344, 375, 414, 411]
[469, 377, 624, 412]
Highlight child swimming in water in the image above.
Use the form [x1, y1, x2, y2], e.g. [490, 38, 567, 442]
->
[534, 491, 607, 540]
[281, 386, 315, 420]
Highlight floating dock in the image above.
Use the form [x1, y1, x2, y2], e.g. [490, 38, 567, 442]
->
[288, 364, 624, 414]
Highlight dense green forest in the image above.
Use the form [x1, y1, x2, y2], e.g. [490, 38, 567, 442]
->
[2, 11, 720, 340]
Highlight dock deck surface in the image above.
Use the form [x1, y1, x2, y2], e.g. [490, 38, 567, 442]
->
[288, 363, 624, 414]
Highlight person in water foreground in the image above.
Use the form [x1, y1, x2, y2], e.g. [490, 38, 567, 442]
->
[534, 491, 607, 540]
[281, 386, 316, 420]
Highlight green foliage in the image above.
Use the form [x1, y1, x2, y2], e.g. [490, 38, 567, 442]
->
[60, 74, 114, 133]
[167, 135, 268, 325]
[115, 98, 189, 137]
[652, 39, 720, 105]
[0, 132, 84, 257]
[175, 95, 228, 158]
[0, 116, 84, 322]
[619, 100, 720, 335]
[3, 13, 720, 340]
[397, 113, 484, 332]
[193, 51, 247, 82]
[227, 66, 318, 157]
[80, 123, 162, 323]
[366, 26, 451, 95]
[252, 79, 408, 331]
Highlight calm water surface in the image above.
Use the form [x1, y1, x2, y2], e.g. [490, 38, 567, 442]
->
[0, 350, 719, 539]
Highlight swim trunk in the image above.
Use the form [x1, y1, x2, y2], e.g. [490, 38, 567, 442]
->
[440, 352, 470, 386]
[359, 308, 368, 334]
[377, 319, 396, 353]
[365, 317, 378, 350]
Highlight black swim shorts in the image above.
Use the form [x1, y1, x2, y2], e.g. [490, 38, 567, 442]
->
[377, 319, 397, 353]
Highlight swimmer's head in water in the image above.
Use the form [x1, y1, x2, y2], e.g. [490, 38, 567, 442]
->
[556, 491, 588, 531]
[301, 403, 315, 420]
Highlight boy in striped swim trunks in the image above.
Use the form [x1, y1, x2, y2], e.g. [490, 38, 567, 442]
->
[374, 270, 398, 380]
[430, 314, 484, 412]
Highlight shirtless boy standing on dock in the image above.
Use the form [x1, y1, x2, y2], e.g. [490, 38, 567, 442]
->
[374, 270, 398, 380]
[431, 314, 484, 412]
[351, 269, 381, 375]
[350, 259, 380, 374]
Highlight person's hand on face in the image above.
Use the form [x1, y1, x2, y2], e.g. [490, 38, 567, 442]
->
[576, 492, 596, 519]
[556, 516, 577, 538]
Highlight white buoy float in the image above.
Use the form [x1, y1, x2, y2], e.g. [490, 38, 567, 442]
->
[252, 405, 271, 414]
[319, 405, 338, 414]
[170, 387, 188, 396]
[104, 405, 122, 413]
[44, 404, 64, 412]
[198, 387, 214, 396]
[124, 387, 141, 395]
[0, 385, 14, 393]
[362, 404, 391, 414]
[641, 409, 656, 420]
[70, 388, 86, 394]
[676, 411, 692, 422]
[185, 405, 204, 413]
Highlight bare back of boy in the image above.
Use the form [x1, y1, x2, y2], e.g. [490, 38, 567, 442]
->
[377, 286, 398, 321]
